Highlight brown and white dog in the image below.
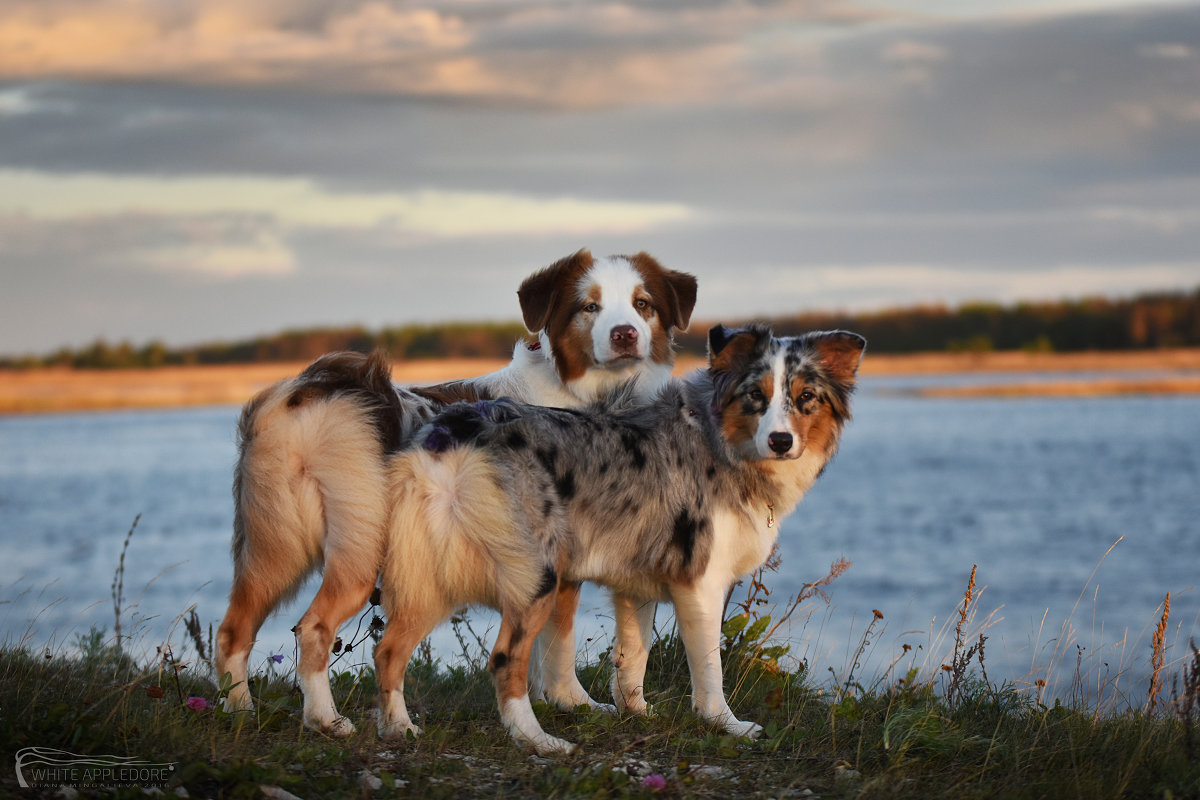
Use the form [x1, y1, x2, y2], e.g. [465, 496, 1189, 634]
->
[214, 250, 697, 734]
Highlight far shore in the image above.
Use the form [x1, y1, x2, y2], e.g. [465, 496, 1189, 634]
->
[3, 348, 1200, 414]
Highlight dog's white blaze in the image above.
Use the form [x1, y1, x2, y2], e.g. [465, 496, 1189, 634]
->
[579, 257, 652, 364]
[755, 348, 798, 458]
[500, 695, 574, 754]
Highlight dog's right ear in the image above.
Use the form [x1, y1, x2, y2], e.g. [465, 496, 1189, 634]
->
[708, 324, 770, 372]
[517, 249, 595, 333]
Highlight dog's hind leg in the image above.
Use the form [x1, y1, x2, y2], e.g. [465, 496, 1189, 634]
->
[293, 555, 378, 736]
[492, 594, 575, 755]
[610, 593, 657, 716]
[215, 539, 313, 715]
[671, 579, 763, 740]
[373, 603, 442, 741]
[530, 581, 614, 712]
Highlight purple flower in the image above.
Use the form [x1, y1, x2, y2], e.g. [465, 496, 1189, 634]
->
[186, 696, 210, 712]
[270, 653, 285, 664]
[641, 774, 667, 791]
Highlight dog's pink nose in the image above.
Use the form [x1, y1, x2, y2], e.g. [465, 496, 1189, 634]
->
[610, 325, 638, 345]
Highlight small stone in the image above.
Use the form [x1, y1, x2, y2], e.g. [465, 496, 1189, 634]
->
[834, 767, 862, 785]
[358, 769, 383, 792]
[259, 786, 305, 800]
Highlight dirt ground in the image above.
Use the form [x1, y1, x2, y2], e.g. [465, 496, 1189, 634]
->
[3, 349, 1200, 414]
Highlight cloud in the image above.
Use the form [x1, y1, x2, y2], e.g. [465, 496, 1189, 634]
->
[0, 167, 692, 233]
[1138, 42, 1195, 60]
[0, 168, 693, 278]
[0, 0, 877, 108]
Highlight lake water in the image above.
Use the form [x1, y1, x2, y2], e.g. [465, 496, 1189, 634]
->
[1, 375, 1197, 707]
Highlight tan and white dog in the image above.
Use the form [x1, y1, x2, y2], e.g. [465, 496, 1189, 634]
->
[372, 325, 865, 753]
[214, 249, 697, 734]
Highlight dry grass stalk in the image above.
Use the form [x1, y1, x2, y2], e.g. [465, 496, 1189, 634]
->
[183, 607, 210, 664]
[943, 565, 992, 711]
[110, 514, 140, 652]
[1149, 592, 1170, 714]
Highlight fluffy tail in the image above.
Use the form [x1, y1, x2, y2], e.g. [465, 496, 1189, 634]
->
[285, 349, 407, 452]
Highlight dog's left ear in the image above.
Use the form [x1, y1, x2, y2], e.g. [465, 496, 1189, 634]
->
[518, 249, 595, 333]
[628, 253, 698, 331]
[811, 331, 866, 382]
[708, 324, 771, 372]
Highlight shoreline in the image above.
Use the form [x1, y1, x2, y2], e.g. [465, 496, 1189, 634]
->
[3, 349, 1200, 414]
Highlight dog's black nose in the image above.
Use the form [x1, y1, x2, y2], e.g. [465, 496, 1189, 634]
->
[768, 432, 793, 455]
[610, 325, 638, 344]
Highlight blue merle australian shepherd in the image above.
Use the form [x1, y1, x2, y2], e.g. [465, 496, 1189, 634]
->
[372, 323, 865, 754]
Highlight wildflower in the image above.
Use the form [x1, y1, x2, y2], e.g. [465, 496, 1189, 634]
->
[270, 653, 284, 664]
[641, 774, 667, 791]
[186, 696, 211, 712]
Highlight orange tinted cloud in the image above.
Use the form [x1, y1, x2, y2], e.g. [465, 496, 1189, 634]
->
[0, 0, 868, 108]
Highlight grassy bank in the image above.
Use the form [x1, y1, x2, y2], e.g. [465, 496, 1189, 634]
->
[3, 561, 1198, 799]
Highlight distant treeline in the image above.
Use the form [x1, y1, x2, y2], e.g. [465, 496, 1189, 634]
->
[1, 322, 529, 370]
[4, 288, 1199, 369]
[678, 287, 1200, 356]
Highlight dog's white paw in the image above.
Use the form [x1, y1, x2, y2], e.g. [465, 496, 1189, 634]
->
[611, 676, 652, 716]
[589, 701, 618, 715]
[525, 733, 576, 756]
[220, 695, 254, 715]
[305, 714, 357, 737]
[724, 718, 764, 740]
[377, 718, 422, 741]
[327, 715, 357, 737]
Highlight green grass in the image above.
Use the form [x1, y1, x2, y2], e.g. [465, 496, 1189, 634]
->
[2, 607, 1198, 800]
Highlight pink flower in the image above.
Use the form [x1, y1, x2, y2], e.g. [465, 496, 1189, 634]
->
[186, 696, 210, 712]
[641, 774, 667, 791]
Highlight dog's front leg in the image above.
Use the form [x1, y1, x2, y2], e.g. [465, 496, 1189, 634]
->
[610, 593, 656, 715]
[671, 581, 763, 740]
[529, 581, 613, 712]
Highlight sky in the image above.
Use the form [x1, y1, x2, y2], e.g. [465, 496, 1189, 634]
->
[1, 0, 1198, 355]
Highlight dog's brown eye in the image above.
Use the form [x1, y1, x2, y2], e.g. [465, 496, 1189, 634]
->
[798, 390, 816, 403]
[748, 388, 765, 404]
[635, 298, 649, 310]
[582, 302, 599, 313]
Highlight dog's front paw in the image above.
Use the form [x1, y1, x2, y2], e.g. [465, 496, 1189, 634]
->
[220, 695, 254, 715]
[327, 715, 357, 737]
[723, 718, 763, 740]
[377, 717, 422, 741]
[611, 675, 651, 716]
[305, 713, 357, 737]
[526, 733, 577, 756]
